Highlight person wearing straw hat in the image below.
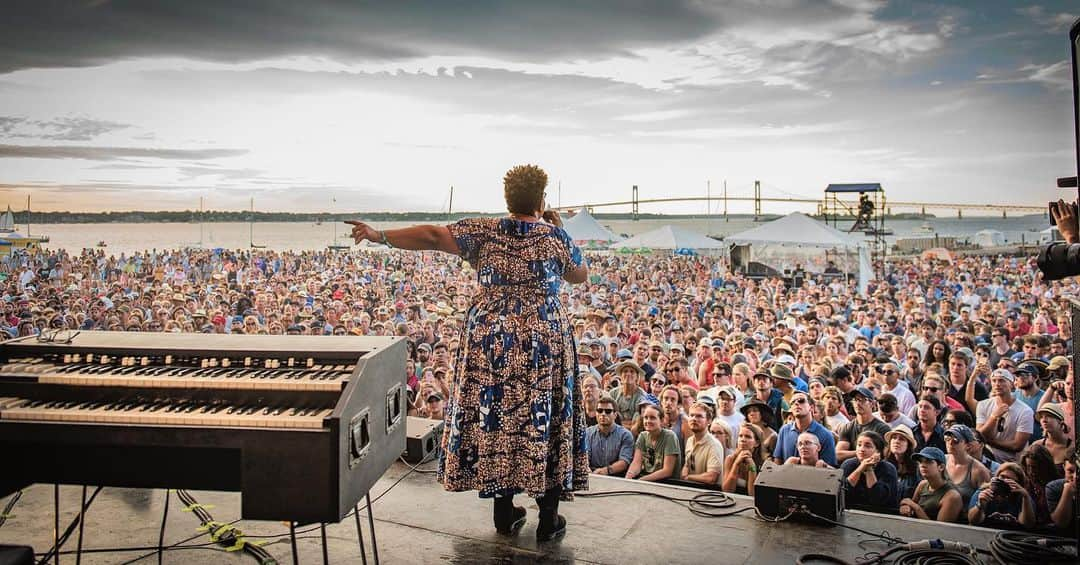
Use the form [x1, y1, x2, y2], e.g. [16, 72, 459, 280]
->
[610, 360, 648, 425]
[884, 425, 920, 500]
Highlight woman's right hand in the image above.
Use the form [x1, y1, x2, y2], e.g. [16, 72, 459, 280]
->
[542, 209, 563, 228]
[345, 221, 380, 244]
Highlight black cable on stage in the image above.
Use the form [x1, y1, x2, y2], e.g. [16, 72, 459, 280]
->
[35, 486, 102, 565]
[172, 489, 277, 565]
[75, 486, 87, 565]
[397, 454, 438, 474]
[575, 489, 788, 520]
[41, 453, 435, 564]
[156, 490, 169, 565]
[115, 519, 243, 565]
[986, 530, 1077, 564]
[0, 490, 21, 529]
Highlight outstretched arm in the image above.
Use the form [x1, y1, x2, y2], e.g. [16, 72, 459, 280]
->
[347, 221, 461, 255]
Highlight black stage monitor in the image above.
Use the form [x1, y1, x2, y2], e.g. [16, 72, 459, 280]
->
[753, 462, 844, 525]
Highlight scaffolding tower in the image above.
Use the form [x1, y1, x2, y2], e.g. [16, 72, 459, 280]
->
[823, 183, 890, 276]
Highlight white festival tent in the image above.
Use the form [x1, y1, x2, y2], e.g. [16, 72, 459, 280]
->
[973, 229, 1005, 247]
[725, 212, 872, 295]
[562, 207, 620, 244]
[607, 225, 724, 251]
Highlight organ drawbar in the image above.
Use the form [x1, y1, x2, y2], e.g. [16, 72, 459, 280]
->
[0, 331, 407, 524]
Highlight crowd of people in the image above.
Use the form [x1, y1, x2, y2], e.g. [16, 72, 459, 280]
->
[3, 242, 1077, 533]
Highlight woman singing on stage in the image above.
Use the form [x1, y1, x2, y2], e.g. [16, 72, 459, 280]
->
[347, 164, 589, 542]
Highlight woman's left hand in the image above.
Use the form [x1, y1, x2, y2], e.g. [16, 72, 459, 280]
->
[345, 221, 380, 244]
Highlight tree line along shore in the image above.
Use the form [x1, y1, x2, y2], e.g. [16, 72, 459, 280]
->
[8, 210, 935, 224]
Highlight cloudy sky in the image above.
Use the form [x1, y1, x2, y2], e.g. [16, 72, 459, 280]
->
[0, 1, 1076, 214]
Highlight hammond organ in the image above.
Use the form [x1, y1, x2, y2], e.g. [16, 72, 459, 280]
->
[0, 331, 406, 524]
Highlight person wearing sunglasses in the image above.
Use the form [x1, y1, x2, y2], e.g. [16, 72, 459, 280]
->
[988, 328, 1015, 369]
[910, 374, 963, 421]
[772, 391, 837, 467]
[586, 397, 634, 478]
[975, 369, 1034, 463]
[876, 362, 915, 415]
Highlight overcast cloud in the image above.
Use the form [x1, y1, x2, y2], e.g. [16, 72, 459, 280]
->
[0, 1, 1074, 213]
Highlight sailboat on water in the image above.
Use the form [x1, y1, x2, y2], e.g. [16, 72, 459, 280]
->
[249, 197, 266, 249]
[327, 196, 350, 251]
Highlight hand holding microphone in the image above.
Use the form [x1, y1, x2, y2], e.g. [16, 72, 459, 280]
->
[541, 205, 563, 228]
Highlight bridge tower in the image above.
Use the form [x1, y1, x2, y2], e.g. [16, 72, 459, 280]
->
[753, 180, 761, 221]
[632, 185, 639, 221]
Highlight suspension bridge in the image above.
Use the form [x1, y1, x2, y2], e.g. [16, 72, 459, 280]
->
[551, 181, 1046, 220]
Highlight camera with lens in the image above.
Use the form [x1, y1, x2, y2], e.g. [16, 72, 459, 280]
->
[1037, 18, 1080, 280]
[989, 477, 1010, 498]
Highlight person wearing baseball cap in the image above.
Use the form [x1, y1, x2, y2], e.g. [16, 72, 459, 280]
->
[899, 446, 963, 522]
[714, 385, 744, 432]
[1011, 362, 1047, 442]
[975, 368, 1033, 463]
[940, 424, 990, 507]
[835, 386, 892, 464]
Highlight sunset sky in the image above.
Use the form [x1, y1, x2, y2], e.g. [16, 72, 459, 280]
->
[0, 1, 1076, 215]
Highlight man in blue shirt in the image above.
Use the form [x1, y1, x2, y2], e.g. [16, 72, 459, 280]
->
[773, 391, 837, 467]
[586, 396, 634, 477]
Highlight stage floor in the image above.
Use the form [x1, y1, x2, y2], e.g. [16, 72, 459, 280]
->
[0, 462, 1002, 564]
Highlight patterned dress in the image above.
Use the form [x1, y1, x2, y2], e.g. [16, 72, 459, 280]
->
[438, 217, 589, 501]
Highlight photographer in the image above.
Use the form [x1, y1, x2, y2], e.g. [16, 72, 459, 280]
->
[1040, 200, 1080, 280]
[967, 462, 1038, 529]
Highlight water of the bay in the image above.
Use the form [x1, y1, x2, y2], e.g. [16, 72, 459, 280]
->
[26, 215, 1052, 255]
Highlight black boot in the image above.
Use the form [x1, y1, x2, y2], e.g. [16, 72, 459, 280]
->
[493, 495, 526, 535]
[535, 487, 566, 542]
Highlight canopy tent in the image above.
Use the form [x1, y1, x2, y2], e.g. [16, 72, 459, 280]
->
[726, 212, 864, 248]
[973, 229, 1005, 247]
[725, 212, 871, 295]
[562, 207, 620, 244]
[609, 225, 724, 251]
[1039, 227, 1061, 244]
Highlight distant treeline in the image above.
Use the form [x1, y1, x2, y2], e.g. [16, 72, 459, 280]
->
[9, 210, 934, 224]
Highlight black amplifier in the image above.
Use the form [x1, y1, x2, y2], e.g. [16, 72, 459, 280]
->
[753, 462, 844, 524]
[404, 416, 443, 464]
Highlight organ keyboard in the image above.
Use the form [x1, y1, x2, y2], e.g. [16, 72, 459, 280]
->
[0, 331, 407, 524]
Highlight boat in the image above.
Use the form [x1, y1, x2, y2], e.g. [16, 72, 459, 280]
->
[248, 197, 265, 249]
[96, 241, 107, 248]
[0, 197, 50, 255]
[914, 221, 935, 234]
[326, 196, 350, 251]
